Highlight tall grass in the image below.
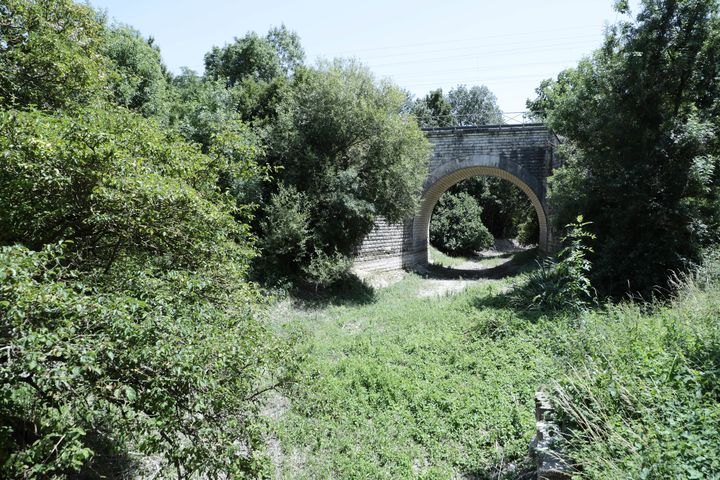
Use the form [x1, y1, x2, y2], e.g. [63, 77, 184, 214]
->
[548, 250, 720, 479]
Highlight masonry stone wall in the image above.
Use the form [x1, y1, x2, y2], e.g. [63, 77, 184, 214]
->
[353, 124, 560, 274]
[353, 217, 417, 273]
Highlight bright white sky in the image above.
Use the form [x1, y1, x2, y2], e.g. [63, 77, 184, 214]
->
[88, 0, 641, 112]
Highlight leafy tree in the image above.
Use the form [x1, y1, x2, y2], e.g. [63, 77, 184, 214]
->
[410, 88, 453, 127]
[528, 0, 720, 295]
[101, 25, 171, 119]
[204, 25, 303, 86]
[168, 68, 243, 148]
[449, 176, 537, 241]
[205, 33, 281, 85]
[266, 24, 305, 75]
[203, 27, 300, 126]
[261, 60, 431, 283]
[0, 0, 107, 109]
[0, 107, 288, 478]
[447, 84, 503, 126]
[232, 75, 292, 124]
[411, 84, 502, 128]
[430, 192, 494, 254]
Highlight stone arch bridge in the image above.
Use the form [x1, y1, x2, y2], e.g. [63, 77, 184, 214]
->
[354, 123, 561, 273]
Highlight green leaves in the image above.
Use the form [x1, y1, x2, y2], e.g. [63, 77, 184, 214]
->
[204, 25, 304, 86]
[410, 84, 503, 128]
[511, 216, 597, 312]
[0, 241, 287, 477]
[430, 192, 494, 255]
[0, 104, 287, 476]
[0, 107, 254, 272]
[101, 25, 171, 119]
[529, 0, 720, 296]
[259, 60, 431, 285]
[0, 0, 108, 109]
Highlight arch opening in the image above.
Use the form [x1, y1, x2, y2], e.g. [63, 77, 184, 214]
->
[412, 166, 549, 266]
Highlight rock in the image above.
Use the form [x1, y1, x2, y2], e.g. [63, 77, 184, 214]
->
[529, 390, 573, 480]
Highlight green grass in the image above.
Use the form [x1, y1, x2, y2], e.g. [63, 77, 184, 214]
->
[270, 276, 551, 478]
[267, 251, 720, 479]
[428, 245, 470, 268]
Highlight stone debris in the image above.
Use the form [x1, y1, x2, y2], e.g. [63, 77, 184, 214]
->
[529, 390, 573, 480]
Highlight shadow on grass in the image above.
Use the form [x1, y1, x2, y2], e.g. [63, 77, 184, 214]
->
[462, 249, 584, 323]
[291, 273, 377, 308]
[421, 248, 539, 281]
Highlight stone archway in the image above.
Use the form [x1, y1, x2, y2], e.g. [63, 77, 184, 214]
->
[354, 124, 559, 273]
[411, 160, 549, 267]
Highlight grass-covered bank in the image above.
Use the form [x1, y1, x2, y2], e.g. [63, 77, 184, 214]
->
[267, 251, 720, 479]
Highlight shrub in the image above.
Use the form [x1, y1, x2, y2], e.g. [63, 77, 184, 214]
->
[517, 210, 539, 246]
[0, 243, 287, 478]
[258, 184, 312, 281]
[0, 107, 291, 477]
[512, 216, 596, 311]
[261, 60, 432, 281]
[548, 248, 720, 478]
[302, 249, 353, 291]
[430, 192, 494, 255]
[447, 176, 536, 240]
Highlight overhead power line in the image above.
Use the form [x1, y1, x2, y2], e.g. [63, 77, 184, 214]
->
[364, 40, 598, 69]
[317, 25, 603, 57]
[326, 34, 601, 62]
[380, 60, 581, 82]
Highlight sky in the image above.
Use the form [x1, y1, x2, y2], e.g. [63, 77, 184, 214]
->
[88, 0, 641, 113]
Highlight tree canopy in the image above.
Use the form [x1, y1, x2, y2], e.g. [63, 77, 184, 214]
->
[260, 60, 431, 284]
[529, 0, 720, 295]
[410, 84, 503, 128]
[0, 0, 107, 109]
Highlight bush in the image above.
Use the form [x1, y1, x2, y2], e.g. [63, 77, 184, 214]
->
[548, 248, 720, 478]
[0, 107, 292, 477]
[0, 0, 107, 110]
[261, 60, 432, 282]
[0, 244, 286, 479]
[430, 192, 494, 255]
[302, 249, 353, 291]
[512, 216, 596, 311]
[447, 176, 535, 240]
[517, 210, 539, 246]
[258, 184, 312, 281]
